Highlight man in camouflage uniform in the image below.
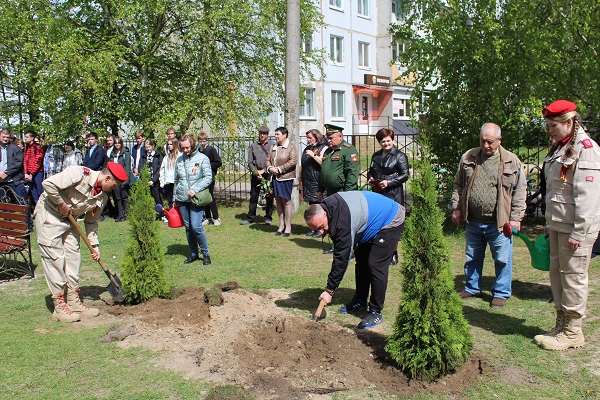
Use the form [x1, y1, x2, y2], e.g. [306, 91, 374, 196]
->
[317, 124, 360, 254]
[35, 162, 127, 322]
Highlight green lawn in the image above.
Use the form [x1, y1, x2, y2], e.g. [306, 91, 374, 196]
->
[1, 203, 600, 399]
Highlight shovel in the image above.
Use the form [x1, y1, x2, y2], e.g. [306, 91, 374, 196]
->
[67, 214, 125, 301]
[313, 299, 327, 322]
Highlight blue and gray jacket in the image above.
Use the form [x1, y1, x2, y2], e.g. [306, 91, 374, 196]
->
[322, 190, 404, 290]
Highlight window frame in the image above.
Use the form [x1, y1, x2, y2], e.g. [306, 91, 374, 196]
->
[329, 35, 344, 64]
[329, 0, 343, 10]
[300, 87, 316, 119]
[357, 0, 370, 17]
[331, 90, 345, 119]
[358, 41, 370, 68]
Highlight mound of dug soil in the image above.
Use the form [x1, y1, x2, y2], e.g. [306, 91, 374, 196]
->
[100, 286, 480, 399]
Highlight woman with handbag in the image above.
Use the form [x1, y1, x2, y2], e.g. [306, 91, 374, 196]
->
[265, 126, 297, 237]
[173, 134, 213, 265]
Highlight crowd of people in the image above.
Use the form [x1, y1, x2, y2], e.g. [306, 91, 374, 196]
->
[9, 99, 600, 348]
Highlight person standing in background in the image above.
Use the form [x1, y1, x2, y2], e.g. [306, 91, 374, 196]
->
[301, 128, 327, 237]
[198, 132, 222, 226]
[23, 131, 45, 206]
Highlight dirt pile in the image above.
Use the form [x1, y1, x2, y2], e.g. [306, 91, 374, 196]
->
[100, 286, 480, 399]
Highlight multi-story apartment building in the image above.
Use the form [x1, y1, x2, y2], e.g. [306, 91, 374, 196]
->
[282, 0, 418, 138]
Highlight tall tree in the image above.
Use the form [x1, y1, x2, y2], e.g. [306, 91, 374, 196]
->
[391, 0, 600, 197]
[385, 143, 472, 381]
[0, 0, 322, 140]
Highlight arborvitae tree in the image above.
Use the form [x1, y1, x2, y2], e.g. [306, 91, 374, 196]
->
[385, 143, 472, 382]
[120, 166, 169, 304]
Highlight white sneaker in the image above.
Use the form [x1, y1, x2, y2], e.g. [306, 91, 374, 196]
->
[213, 218, 222, 226]
[202, 218, 212, 226]
[161, 216, 168, 223]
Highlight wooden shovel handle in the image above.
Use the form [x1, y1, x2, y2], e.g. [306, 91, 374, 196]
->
[67, 214, 114, 279]
[314, 299, 327, 320]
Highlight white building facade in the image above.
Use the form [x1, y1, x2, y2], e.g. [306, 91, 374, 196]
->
[291, 0, 417, 138]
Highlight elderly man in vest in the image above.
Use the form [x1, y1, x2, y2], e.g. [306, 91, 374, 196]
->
[451, 122, 527, 308]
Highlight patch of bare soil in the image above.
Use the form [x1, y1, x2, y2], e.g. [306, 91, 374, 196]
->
[98, 286, 484, 399]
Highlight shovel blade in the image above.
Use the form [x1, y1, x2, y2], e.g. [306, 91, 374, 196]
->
[106, 272, 125, 302]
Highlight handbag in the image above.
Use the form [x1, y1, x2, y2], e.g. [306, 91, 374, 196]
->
[184, 158, 213, 207]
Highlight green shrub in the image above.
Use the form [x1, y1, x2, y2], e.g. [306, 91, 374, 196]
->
[385, 143, 472, 381]
[120, 166, 169, 304]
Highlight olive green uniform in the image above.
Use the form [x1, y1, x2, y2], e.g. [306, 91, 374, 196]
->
[318, 141, 360, 195]
[34, 166, 108, 296]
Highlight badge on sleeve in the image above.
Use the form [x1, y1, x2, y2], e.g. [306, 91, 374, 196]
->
[83, 167, 91, 175]
[586, 176, 594, 182]
[583, 139, 593, 148]
[350, 154, 358, 162]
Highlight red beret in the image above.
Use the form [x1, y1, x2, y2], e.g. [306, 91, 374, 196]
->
[542, 100, 578, 118]
[106, 162, 128, 182]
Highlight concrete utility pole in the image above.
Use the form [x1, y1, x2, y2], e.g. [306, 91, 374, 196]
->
[285, 0, 301, 212]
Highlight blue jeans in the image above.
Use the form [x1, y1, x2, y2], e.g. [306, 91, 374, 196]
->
[464, 220, 513, 298]
[178, 202, 210, 257]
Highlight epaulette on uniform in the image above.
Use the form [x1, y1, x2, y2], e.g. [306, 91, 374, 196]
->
[343, 142, 352, 148]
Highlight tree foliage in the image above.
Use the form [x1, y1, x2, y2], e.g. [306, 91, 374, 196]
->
[120, 166, 169, 304]
[391, 0, 600, 197]
[385, 143, 472, 381]
[0, 0, 321, 139]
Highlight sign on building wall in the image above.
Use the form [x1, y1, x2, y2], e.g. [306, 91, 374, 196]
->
[364, 74, 391, 87]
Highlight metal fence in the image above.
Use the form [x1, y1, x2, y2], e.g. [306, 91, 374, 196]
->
[126, 130, 549, 204]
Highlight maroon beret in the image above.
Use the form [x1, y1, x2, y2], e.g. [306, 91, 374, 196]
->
[542, 100, 578, 118]
[106, 162, 128, 182]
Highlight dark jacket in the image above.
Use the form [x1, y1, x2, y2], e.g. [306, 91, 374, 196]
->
[140, 150, 164, 185]
[200, 145, 222, 182]
[113, 147, 133, 186]
[301, 140, 327, 203]
[83, 145, 105, 171]
[322, 191, 403, 291]
[368, 145, 410, 206]
[131, 143, 147, 173]
[0, 143, 24, 184]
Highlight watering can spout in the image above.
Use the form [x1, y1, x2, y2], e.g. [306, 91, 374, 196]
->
[510, 227, 550, 271]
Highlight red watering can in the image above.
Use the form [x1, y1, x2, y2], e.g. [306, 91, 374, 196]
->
[156, 204, 184, 228]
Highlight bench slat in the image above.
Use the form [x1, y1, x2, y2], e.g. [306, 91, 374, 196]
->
[0, 210, 28, 222]
[0, 203, 28, 213]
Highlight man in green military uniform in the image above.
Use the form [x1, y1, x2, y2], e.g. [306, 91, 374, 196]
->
[317, 124, 360, 201]
[317, 124, 360, 254]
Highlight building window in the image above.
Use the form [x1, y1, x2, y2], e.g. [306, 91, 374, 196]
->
[300, 88, 315, 118]
[302, 34, 313, 53]
[392, 0, 405, 20]
[358, 41, 370, 68]
[330, 35, 344, 64]
[392, 41, 406, 60]
[393, 98, 411, 118]
[329, 0, 342, 9]
[358, 0, 369, 17]
[331, 91, 345, 119]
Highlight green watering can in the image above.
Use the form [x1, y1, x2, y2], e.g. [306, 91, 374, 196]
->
[503, 223, 550, 271]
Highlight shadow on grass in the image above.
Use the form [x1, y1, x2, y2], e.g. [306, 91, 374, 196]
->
[462, 304, 540, 337]
[166, 243, 190, 256]
[274, 287, 357, 314]
[289, 236, 331, 250]
[453, 274, 552, 301]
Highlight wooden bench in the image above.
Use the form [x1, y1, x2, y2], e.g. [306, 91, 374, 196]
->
[0, 189, 34, 279]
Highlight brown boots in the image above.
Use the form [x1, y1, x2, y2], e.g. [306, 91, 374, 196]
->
[536, 310, 585, 351]
[533, 309, 566, 345]
[52, 288, 100, 322]
[66, 288, 100, 318]
[52, 293, 81, 323]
